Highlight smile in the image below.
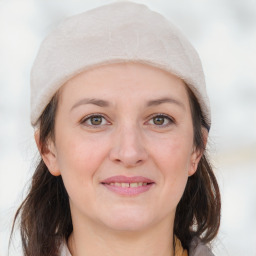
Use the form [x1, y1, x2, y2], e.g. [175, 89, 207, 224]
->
[101, 176, 155, 196]
[108, 182, 148, 187]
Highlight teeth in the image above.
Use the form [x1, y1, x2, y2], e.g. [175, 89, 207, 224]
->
[121, 183, 129, 188]
[108, 182, 148, 187]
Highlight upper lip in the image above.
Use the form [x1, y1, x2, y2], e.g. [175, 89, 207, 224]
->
[101, 175, 154, 184]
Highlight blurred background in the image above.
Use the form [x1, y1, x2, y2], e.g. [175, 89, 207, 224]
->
[0, 0, 255, 255]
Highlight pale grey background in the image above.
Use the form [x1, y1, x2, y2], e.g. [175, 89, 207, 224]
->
[0, 0, 256, 255]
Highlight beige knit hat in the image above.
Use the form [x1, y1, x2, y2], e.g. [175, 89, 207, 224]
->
[31, 1, 210, 128]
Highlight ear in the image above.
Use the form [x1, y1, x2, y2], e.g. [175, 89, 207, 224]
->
[188, 127, 208, 176]
[34, 130, 61, 176]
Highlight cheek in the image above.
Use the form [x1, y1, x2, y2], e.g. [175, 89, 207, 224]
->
[151, 133, 193, 201]
[154, 134, 193, 174]
[56, 130, 106, 170]
[55, 132, 108, 197]
[55, 135, 111, 219]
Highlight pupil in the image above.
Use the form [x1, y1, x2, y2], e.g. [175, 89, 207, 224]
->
[153, 116, 164, 125]
[91, 116, 102, 125]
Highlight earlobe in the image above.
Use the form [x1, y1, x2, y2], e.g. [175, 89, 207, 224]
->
[188, 148, 202, 176]
[188, 127, 208, 176]
[34, 130, 61, 176]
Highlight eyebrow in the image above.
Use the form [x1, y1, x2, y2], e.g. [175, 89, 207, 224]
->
[71, 96, 185, 111]
[71, 98, 110, 111]
[146, 97, 185, 109]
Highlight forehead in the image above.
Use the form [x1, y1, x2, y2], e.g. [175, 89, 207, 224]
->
[59, 63, 190, 107]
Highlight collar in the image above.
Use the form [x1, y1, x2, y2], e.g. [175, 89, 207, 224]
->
[175, 236, 188, 256]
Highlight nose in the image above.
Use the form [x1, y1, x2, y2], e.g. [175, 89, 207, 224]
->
[109, 124, 148, 168]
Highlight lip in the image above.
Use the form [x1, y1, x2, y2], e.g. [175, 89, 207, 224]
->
[101, 175, 155, 196]
[101, 175, 154, 184]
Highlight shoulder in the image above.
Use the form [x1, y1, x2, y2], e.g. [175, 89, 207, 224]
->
[189, 237, 215, 256]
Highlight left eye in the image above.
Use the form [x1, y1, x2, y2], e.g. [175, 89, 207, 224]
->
[148, 114, 174, 126]
[81, 115, 109, 126]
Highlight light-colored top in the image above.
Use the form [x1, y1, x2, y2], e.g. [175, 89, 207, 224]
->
[59, 242, 72, 256]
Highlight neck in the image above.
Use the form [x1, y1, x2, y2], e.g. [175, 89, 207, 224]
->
[68, 216, 174, 256]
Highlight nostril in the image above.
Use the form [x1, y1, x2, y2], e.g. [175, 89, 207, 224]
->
[108, 138, 148, 167]
[111, 156, 145, 167]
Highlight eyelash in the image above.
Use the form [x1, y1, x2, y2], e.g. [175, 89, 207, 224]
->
[80, 113, 110, 128]
[80, 113, 175, 128]
[146, 113, 175, 128]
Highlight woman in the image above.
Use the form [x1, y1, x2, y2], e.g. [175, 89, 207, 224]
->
[12, 2, 221, 256]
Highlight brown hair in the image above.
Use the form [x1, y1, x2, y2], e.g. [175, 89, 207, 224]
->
[174, 87, 221, 249]
[11, 87, 221, 255]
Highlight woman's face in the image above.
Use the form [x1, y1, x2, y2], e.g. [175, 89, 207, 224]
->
[42, 63, 201, 233]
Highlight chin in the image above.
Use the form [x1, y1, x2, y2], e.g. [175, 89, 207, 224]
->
[99, 208, 156, 232]
[106, 219, 151, 232]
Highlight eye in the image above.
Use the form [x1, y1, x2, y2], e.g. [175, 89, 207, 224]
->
[147, 114, 174, 127]
[81, 114, 110, 127]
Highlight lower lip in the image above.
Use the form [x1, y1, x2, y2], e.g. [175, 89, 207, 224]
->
[102, 183, 154, 196]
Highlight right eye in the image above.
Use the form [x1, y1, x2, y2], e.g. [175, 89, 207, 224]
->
[81, 114, 110, 127]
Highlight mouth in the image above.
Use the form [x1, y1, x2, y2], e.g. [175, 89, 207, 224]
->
[101, 176, 155, 196]
[104, 182, 151, 187]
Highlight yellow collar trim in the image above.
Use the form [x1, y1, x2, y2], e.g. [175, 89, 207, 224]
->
[174, 237, 188, 256]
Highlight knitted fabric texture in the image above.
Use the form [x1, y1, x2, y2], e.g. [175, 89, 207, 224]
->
[31, 1, 210, 127]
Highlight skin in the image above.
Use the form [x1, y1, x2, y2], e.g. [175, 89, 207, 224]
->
[37, 63, 204, 256]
